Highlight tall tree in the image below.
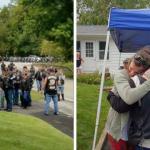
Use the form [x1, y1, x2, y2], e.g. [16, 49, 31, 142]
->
[77, 0, 150, 25]
[0, 0, 73, 60]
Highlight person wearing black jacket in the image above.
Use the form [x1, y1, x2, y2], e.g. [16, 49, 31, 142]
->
[43, 68, 58, 115]
[107, 73, 150, 149]
[0, 75, 4, 109]
[3, 68, 15, 111]
[35, 68, 42, 91]
[1, 61, 6, 74]
[20, 73, 31, 108]
[13, 70, 22, 105]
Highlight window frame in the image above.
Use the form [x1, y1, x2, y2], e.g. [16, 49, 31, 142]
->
[99, 41, 109, 60]
[85, 42, 94, 58]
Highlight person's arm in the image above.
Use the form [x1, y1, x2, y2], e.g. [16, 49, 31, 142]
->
[81, 58, 84, 64]
[42, 77, 47, 91]
[114, 70, 150, 105]
[107, 91, 131, 113]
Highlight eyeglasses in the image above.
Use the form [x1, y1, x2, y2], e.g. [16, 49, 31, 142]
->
[134, 54, 149, 67]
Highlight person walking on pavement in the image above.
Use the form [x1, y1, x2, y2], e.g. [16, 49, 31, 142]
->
[3, 67, 15, 111]
[30, 64, 35, 80]
[13, 69, 22, 105]
[1, 61, 6, 75]
[35, 68, 42, 91]
[0, 75, 4, 110]
[20, 72, 31, 109]
[43, 68, 59, 115]
[57, 69, 65, 101]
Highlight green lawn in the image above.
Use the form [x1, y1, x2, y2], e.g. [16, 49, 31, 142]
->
[77, 83, 110, 150]
[31, 90, 44, 101]
[0, 112, 73, 150]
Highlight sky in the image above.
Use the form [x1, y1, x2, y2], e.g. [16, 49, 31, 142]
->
[0, 0, 11, 8]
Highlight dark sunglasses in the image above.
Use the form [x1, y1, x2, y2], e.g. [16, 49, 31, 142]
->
[134, 54, 149, 67]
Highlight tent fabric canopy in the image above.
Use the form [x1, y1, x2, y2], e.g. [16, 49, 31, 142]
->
[108, 8, 150, 52]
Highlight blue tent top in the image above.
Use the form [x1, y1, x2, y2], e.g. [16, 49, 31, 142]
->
[108, 8, 150, 52]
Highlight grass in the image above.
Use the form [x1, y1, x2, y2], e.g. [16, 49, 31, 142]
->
[77, 83, 110, 150]
[0, 112, 73, 150]
[31, 90, 44, 101]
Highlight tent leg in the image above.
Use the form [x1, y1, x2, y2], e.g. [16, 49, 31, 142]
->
[118, 52, 121, 68]
[92, 31, 110, 150]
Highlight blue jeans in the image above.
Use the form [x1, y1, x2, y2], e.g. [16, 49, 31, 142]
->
[5, 89, 13, 110]
[36, 80, 42, 91]
[44, 94, 58, 114]
[57, 85, 64, 94]
[0, 96, 4, 108]
[136, 145, 150, 150]
[22, 91, 30, 108]
[13, 87, 19, 105]
[28, 91, 32, 106]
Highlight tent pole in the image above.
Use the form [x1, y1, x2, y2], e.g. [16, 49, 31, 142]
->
[92, 30, 110, 150]
[118, 52, 121, 68]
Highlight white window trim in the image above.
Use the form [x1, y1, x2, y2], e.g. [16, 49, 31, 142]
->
[85, 42, 94, 58]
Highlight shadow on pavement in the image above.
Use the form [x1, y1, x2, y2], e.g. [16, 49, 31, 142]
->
[12, 102, 73, 138]
[32, 111, 73, 137]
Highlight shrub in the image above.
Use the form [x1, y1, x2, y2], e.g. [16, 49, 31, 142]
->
[77, 72, 113, 86]
[77, 72, 100, 84]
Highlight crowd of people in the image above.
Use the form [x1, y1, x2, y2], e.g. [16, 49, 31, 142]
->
[0, 61, 65, 116]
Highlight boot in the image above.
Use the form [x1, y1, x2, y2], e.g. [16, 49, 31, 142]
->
[62, 94, 64, 101]
[58, 94, 60, 101]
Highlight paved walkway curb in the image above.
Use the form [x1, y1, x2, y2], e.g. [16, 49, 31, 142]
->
[12, 101, 73, 138]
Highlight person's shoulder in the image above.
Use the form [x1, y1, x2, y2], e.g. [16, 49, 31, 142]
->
[114, 69, 129, 81]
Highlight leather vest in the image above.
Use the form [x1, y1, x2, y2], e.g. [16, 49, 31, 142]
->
[45, 75, 57, 95]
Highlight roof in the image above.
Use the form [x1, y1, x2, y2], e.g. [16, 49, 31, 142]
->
[109, 8, 150, 53]
[109, 7, 150, 30]
[77, 25, 107, 36]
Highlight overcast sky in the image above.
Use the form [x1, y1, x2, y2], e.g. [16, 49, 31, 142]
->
[0, 0, 11, 8]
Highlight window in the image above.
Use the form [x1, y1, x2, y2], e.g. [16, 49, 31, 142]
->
[77, 41, 80, 51]
[99, 41, 109, 60]
[86, 42, 93, 57]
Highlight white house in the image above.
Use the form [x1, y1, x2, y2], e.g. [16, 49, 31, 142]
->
[77, 25, 135, 73]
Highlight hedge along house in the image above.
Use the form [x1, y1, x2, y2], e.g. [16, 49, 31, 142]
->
[77, 25, 135, 73]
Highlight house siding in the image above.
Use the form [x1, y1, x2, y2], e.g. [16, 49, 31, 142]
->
[77, 26, 135, 73]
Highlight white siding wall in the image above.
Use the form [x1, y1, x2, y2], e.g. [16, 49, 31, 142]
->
[108, 41, 135, 73]
[81, 40, 96, 72]
[79, 36, 135, 73]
